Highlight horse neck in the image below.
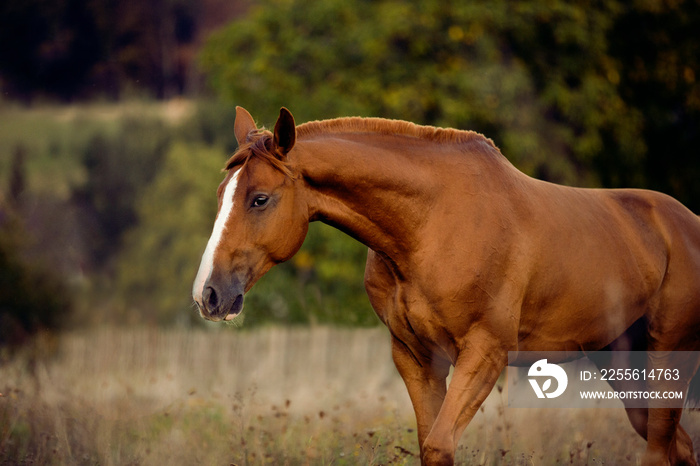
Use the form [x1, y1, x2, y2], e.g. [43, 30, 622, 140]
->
[294, 133, 515, 259]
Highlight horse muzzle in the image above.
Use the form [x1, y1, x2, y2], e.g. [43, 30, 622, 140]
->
[195, 277, 245, 322]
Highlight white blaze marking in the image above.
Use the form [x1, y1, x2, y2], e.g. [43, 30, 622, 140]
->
[193, 170, 241, 303]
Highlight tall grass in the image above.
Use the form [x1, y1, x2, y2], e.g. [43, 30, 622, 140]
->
[2, 327, 698, 465]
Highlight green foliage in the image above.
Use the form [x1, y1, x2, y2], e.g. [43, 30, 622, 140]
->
[0, 104, 110, 199]
[74, 117, 172, 265]
[180, 100, 240, 153]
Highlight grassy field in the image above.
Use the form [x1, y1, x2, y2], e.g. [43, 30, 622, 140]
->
[3, 326, 698, 465]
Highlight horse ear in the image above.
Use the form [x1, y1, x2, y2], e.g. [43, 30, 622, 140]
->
[273, 107, 296, 156]
[234, 106, 257, 147]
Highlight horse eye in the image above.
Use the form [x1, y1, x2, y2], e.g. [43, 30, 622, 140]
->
[251, 195, 269, 208]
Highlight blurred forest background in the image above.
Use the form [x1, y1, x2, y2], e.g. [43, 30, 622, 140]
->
[1, 0, 700, 341]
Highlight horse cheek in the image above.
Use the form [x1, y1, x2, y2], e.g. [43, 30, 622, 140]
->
[272, 219, 308, 264]
[263, 204, 308, 264]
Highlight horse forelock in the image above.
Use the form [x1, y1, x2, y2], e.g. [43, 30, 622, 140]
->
[224, 129, 295, 177]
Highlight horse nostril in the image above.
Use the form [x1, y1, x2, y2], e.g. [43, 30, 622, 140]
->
[204, 286, 218, 310]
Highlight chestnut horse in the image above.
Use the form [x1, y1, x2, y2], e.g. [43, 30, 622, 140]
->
[193, 107, 700, 465]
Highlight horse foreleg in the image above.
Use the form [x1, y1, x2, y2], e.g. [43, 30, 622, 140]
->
[421, 339, 506, 466]
[391, 335, 450, 461]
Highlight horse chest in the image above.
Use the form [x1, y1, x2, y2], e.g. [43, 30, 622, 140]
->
[365, 250, 510, 363]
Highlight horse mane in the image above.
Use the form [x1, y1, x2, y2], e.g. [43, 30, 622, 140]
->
[297, 117, 498, 149]
[224, 116, 499, 173]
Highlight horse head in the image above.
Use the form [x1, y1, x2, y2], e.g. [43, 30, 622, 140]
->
[192, 107, 308, 321]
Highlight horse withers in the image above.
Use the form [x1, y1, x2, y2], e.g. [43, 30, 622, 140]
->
[193, 107, 700, 465]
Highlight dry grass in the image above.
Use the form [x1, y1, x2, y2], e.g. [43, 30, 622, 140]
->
[1, 327, 698, 465]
